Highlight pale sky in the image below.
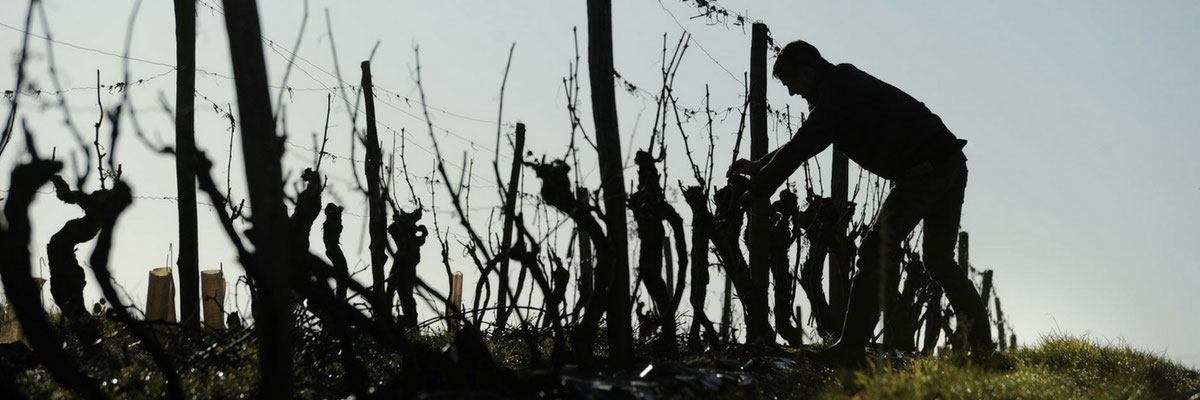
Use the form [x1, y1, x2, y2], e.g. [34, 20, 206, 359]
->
[2, 0, 1198, 368]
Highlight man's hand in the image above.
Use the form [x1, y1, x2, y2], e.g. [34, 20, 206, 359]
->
[726, 173, 757, 207]
[737, 190, 755, 207]
[728, 158, 763, 177]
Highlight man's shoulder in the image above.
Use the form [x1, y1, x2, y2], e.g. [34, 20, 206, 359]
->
[833, 63, 860, 72]
[830, 63, 879, 84]
[829, 63, 914, 101]
[817, 64, 873, 102]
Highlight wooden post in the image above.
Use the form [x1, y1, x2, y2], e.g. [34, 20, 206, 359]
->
[955, 231, 972, 346]
[448, 272, 463, 331]
[795, 305, 805, 342]
[829, 149, 850, 320]
[574, 186, 593, 320]
[663, 237, 674, 297]
[324, 204, 349, 300]
[958, 231, 970, 272]
[831, 152, 849, 217]
[683, 187, 717, 347]
[980, 269, 994, 314]
[746, 22, 773, 343]
[201, 269, 226, 329]
[173, 0, 201, 331]
[451, 272, 463, 312]
[921, 288, 943, 354]
[995, 296, 1007, 351]
[719, 275, 733, 341]
[220, 0, 293, 394]
[360, 60, 389, 321]
[586, 0, 632, 365]
[495, 122, 527, 330]
[146, 267, 177, 322]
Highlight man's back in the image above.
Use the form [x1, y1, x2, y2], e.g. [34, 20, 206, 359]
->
[811, 64, 965, 179]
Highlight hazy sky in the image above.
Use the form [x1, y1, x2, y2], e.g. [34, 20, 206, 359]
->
[2, 1, 1197, 368]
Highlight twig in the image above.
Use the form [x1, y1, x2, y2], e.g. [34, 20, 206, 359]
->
[324, 8, 356, 127]
[414, 46, 492, 262]
[35, 0, 92, 185]
[273, 0, 308, 123]
[493, 43, 515, 164]
[315, 93, 332, 172]
[669, 93, 703, 185]
[728, 72, 750, 168]
[0, 0, 36, 159]
[647, 32, 688, 159]
[324, 8, 367, 195]
[561, 27, 596, 160]
[398, 127, 419, 205]
[704, 84, 715, 191]
[414, 46, 539, 337]
[107, 0, 143, 171]
[93, 70, 106, 190]
[222, 103, 244, 219]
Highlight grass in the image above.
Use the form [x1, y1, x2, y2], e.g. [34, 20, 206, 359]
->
[6, 311, 1198, 399]
[819, 335, 1200, 399]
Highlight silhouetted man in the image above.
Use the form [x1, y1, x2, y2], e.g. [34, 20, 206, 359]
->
[731, 40, 992, 364]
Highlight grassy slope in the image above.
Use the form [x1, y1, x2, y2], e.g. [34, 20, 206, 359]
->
[819, 336, 1200, 399]
[8, 318, 1200, 399]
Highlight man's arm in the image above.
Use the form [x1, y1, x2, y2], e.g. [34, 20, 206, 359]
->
[748, 108, 841, 198]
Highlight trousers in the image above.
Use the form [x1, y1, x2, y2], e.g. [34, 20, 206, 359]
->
[836, 150, 991, 349]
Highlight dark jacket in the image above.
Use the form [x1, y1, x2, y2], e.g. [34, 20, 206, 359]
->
[751, 63, 966, 197]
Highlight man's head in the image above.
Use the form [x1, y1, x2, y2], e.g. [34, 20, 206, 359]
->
[773, 40, 832, 98]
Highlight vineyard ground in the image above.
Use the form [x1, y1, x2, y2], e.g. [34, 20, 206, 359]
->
[2, 313, 1196, 399]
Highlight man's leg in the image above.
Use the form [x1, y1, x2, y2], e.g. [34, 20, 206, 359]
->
[921, 154, 992, 349]
[822, 176, 933, 359]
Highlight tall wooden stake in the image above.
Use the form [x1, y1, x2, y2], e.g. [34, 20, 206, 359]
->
[173, 0, 200, 330]
[980, 269, 994, 314]
[720, 275, 733, 341]
[922, 288, 943, 354]
[573, 186, 593, 320]
[448, 272, 463, 331]
[829, 149, 850, 321]
[958, 231, 970, 272]
[495, 122, 526, 330]
[995, 297, 1007, 351]
[220, 0, 292, 395]
[360, 61, 389, 321]
[747, 22, 773, 343]
[956, 231, 972, 345]
[664, 237, 674, 296]
[586, 0, 633, 365]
